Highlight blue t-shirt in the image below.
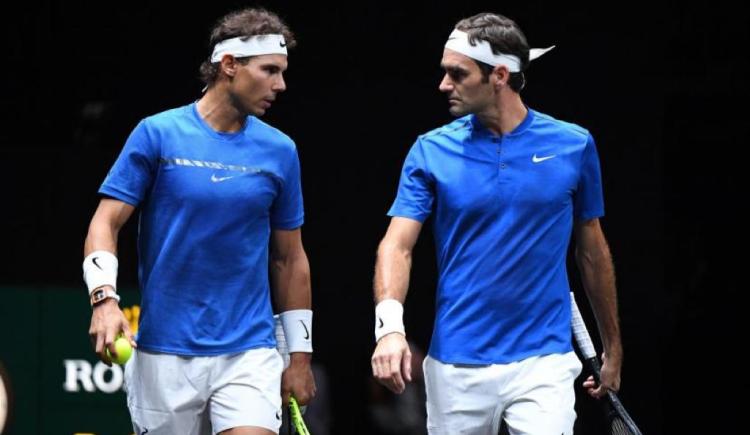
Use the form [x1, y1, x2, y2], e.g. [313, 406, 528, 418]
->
[389, 109, 604, 364]
[100, 102, 304, 355]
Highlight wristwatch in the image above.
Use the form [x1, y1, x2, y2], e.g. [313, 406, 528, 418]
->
[90, 287, 121, 307]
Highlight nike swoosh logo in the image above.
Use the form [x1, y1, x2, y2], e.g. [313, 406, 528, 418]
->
[92, 257, 103, 270]
[300, 320, 310, 340]
[280, 41, 287, 47]
[210, 174, 236, 183]
[532, 154, 556, 163]
[378, 317, 384, 328]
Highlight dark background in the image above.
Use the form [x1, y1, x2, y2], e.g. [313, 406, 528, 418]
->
[0, 1, 744, 434]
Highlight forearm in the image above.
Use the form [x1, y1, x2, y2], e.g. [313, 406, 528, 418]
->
[84, 199, 133, 256]
[84, 200, 136, 361]
[84, 218, 120, 255]
[371, 227, 416, 393]
[576, 246, 622, 360]
[374, 239, 412, 303]
[272, 251, 313, 364]
[271, 250, 312, 311]
[83, 200, 134, 301]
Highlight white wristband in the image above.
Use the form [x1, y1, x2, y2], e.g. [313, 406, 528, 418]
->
[82, 251, 118, 294]
[375, 299, 405, 342]
[279, 309, 313, 353]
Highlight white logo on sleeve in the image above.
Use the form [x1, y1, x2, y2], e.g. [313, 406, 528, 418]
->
[532, 154, 556, 163]
[210, 174, 236, 183]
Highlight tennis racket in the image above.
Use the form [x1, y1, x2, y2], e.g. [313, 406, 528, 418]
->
[570, 293, 643, 435]
[289, 396, 311, 435]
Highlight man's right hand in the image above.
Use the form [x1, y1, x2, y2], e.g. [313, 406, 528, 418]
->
[88, 292, 135, 366]
[583, 351, 622, 399]
[371, 333, 412, 394]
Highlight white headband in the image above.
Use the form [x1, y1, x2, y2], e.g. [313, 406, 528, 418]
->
[210, 34, 287, 63]
[445, 29, 554, 72]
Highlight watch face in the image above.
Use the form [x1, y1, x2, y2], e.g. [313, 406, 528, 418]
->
[91, 289, 105, 305]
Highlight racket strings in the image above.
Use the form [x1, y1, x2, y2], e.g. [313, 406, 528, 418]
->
[610, 415, 634, 435]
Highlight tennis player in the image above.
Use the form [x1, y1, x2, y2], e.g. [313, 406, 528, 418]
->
[82, 7, 315, 434]
[371, 12, 624, 434]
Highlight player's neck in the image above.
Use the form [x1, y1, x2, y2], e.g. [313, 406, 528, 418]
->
[476, 92, 526, 136]
[196, 88, 247, 133]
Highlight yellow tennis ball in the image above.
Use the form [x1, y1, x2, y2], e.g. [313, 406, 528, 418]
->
[106, 336, 133, 365]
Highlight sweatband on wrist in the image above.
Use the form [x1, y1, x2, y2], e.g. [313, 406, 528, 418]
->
[375, 299, 405, 342]
[82, 250, 118, 294]
[279, 309, 313, 353]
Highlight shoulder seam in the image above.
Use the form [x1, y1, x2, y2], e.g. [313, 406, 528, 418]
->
[421, 118, 472, 140]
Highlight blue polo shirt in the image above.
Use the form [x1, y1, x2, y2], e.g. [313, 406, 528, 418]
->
[100, 102, 304, 355]
[389, 109, 604, 364]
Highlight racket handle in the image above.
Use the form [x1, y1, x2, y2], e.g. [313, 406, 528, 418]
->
[585, 357, 602, 384]
[289, 397, 311, 435]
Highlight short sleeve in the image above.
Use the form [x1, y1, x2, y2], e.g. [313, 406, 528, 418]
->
[574, 133, 605, 220]
[270, 146, 304, 230]
[387, 138, 434, 222]
[99, 120, 159, 206]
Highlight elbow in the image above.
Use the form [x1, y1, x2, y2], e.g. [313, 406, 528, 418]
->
[87, 211, 123, 239]
[271, 247, 308, 270]
[84, 218, 116, 248]
[270, 256, 285, 273]
[576, 242, 612, 267]
[378, 238, 412, 262]
[574, 248, 592, 269]
[270, 251, 293, 271]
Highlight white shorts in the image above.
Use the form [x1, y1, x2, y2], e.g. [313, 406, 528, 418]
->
[124, 347, 283, 435]
[423, 352, 582, 435]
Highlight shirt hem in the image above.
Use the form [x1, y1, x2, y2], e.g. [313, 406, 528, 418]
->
[136, 341, 277, 357]
[271, 217, 304, 230]
[99, 186, 141, 207]
[386, 211, 428, 223]
[429, 344, 574, 365]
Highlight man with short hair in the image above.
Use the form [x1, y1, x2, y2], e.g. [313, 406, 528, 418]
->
[371, 12, 624, 434]
[83, 8, 315, 435]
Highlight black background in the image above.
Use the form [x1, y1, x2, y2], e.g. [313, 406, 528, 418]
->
[1, 1, 744, 434]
